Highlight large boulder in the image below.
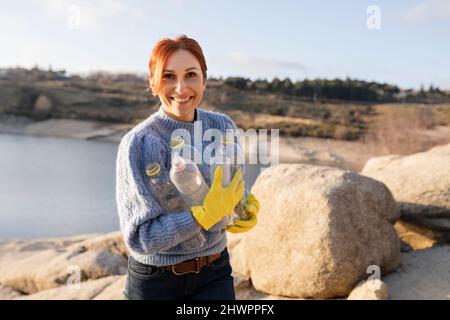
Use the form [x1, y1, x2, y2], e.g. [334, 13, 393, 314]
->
[233, 164, 400, 299]
[227, 233, 250, 279]
[0, 232, 127, 294]
[361, 143, 450, 245]
[231, 271, 305, 300]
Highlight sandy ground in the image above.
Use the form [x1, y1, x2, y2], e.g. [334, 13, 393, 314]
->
[383, 245, 450, 300]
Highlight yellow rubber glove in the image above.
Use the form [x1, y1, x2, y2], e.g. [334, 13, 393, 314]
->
[191, 166, 245, 231]
[225, 193, 260, 234]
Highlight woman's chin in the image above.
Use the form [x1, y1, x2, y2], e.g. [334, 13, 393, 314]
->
[173, 101, 196, 113]
[168, 106, 196, 121]
[161, 98, 198, 121]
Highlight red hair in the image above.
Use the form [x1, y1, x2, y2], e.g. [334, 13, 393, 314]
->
[148, 35, 207, 96]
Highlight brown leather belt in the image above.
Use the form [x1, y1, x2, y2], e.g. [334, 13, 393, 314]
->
[162, 252, 222, 275]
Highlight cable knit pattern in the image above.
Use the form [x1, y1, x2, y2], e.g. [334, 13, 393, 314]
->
[116, 105, 243, 266]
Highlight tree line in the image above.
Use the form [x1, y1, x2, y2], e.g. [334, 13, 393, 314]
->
[219, 76, 445, 102]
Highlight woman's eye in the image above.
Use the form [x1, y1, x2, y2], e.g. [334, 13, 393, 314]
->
[187, 72, 196, 78]
[163, 74, 174, 79]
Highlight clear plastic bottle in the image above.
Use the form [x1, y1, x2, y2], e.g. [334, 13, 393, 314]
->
[170, 156, 210, 207]
[170, 156, 208, 246]
[210, 135, 248, 226]
[145, 162, 187, 213]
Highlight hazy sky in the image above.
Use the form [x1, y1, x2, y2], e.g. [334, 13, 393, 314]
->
[1, 0, 450, 89]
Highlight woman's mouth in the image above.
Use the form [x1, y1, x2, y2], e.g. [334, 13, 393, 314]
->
[170, 96, 193, 104]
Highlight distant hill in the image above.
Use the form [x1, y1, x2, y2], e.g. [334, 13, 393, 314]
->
[0, 67, 449, 141]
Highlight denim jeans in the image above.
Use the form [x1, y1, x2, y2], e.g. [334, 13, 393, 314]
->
[123, 248, 235, 300]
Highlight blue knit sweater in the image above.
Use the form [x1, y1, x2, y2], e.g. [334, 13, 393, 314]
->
[116, 105, 241, 266]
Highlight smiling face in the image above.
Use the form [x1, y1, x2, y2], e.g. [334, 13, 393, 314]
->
[159, 49, 206, 122]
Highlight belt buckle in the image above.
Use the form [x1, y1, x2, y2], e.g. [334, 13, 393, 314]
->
[171, 257, 201, 276]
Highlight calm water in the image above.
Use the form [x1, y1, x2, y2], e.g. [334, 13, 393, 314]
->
[0, 134, 261, 240]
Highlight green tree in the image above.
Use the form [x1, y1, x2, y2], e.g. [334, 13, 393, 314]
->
[270, 77, 282, 93]
[224, 77, 247, 90]
[281, 78, 294, 95]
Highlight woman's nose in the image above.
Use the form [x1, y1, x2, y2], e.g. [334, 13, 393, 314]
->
[174, 78, 186, 93]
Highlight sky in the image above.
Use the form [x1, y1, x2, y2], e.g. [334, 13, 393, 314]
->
[1, 0, 450, 90]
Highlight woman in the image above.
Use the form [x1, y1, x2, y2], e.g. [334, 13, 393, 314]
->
[116, 35, 260, 300]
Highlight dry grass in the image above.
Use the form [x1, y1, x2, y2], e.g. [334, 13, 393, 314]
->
[361, 103, 450, 155]
[205, 89, 373, 140]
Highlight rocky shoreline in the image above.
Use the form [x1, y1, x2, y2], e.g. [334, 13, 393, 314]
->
[1, 116, 449, 300]
[0, 114, 132, 143]
[1, 230, 449, 300]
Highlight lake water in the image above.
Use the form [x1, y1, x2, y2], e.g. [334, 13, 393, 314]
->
[0, 134, 261, 240]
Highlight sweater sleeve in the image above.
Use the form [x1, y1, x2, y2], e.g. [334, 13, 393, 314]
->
[115, 132, 201, 255]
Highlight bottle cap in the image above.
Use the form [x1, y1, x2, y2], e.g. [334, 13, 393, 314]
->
[222, 134, 234, 144]
[172, 156, 186, 172]
[145, 162, 161, 176]
[170, 136, 185, 150]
